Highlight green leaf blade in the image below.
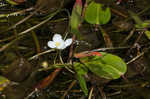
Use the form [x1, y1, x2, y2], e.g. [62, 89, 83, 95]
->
[84, 1, 111, 25]
[77, 74, 88, 96]
[74, 62, 88, 95]
[100, 52, 127, 75]
[80, 52, 127, 79]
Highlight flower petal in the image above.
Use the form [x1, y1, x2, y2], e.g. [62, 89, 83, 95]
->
[53, 34, 62, 42]
[65, 38, 72, 47]
[56, 40, 66, 49]
[47, 41, 56, 48]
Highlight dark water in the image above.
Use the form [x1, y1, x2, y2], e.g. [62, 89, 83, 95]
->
[0, 0, 150, 99]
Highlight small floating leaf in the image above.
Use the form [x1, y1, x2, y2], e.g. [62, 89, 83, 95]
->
[84, 1, 111, 25]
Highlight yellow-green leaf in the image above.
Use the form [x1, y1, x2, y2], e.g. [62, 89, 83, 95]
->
[80, 52, 127, 79]
[84, 1, 111, 25]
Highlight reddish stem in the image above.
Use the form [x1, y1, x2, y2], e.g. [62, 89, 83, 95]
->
[35, 68, 62, 90]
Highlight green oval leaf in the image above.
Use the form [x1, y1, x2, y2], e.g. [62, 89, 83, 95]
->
[80, 52, 127, 79]
[84, 1, 111, 25]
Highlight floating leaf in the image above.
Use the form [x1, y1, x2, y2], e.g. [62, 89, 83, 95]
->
[79, 52, 127, 79]
[84, 1, 111, 25]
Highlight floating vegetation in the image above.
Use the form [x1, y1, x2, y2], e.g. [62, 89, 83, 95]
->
[0, 0, 150, 99]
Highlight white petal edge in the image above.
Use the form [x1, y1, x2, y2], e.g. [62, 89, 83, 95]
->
[47, 41, 56, 48]
[65, 38, 72, 47]
[53, 34, 62, 42]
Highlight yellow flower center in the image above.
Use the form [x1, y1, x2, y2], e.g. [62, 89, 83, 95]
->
[55, 42, 60, 47]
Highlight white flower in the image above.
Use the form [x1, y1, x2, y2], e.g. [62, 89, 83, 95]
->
[47, 34, 72, 50]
